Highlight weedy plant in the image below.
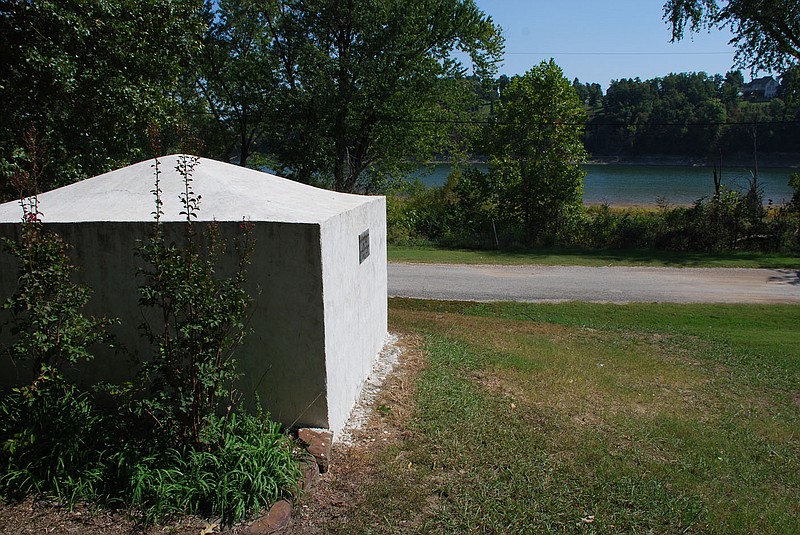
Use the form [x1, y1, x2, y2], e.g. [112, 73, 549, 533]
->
[125, 410, 300, 526]
[127, 153, 299, 525]
[1, 128, 116, 392]
[135, 154, 256, 448]
[0, 127, 119, 504]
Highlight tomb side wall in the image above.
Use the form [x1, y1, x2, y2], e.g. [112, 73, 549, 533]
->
[319, 196, 388, 436]
[0, 220, 329, 429]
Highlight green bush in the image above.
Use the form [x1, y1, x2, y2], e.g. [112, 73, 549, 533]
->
[125, 412, 300, 526]
[386, 192, 420, 245]
[0, 388, 300, 526]
[1, 205, 116, 392]
[387, 175, 798, 253]
[0, 381, 120, 504]
[386, 179, 461, 246]
[135, 155, 256, 448]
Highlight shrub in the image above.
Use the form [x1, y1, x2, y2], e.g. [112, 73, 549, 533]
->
[2, 221, 117, 386]
[386, 179, 460, 246]
[135, 155, 256, 448]
[0, 386, 300, 526]
[0, 381, 120, 503]
[1, 134, 115, 391]
[0, 131, 118, 506]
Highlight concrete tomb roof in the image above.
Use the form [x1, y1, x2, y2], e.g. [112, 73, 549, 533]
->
[0, 155, 378, 224]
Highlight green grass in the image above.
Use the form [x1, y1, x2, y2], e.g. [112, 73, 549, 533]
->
[326, 299, 800, 533]
[388, 244, 800, 268]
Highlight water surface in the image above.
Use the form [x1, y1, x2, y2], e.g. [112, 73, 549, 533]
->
[409, 163, 796, 206]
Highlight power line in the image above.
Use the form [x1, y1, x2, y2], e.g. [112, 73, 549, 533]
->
[186, 109, 800, 128]
[379, 116, 800, 127]
[506, 51, 734, 56]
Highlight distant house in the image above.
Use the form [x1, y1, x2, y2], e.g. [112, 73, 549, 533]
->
[742, 76, 779, 100]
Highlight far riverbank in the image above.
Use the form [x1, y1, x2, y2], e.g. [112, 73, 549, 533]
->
[587, 152, 800, 169]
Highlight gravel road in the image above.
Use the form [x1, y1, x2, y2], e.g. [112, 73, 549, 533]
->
[388, 263, 800, 304]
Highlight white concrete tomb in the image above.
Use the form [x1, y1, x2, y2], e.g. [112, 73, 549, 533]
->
[0, 155, 387, 435]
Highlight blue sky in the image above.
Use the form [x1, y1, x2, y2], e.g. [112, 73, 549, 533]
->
[473, 0, 744, 88]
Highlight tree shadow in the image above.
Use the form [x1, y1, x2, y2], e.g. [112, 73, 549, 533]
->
[499, 247, 800, 268]
[768, 270, 800, 286]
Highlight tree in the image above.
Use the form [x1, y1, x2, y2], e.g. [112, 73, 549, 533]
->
[497, 74, 512, 98]
[488, 60, 587, 244]
[0, 0, 205, 198]
[595, 77, 657, 154]
[646, 72, 727, 155]
[572, 78, 604, 108]
[269, 0, 503, 192]
[591, 73, 732, 157]
[192, 0, 282, 167]
[664, 0, 800, 71]
[780, 64, 800, 110]
[721, 70, 745, 111]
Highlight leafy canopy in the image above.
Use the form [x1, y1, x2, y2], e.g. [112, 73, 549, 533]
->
[485, 60, 587, 244]
[267, 0, 503, 192]
[192, 0, 283, 167]
[664, 0, 800, 71]
[0, 0, 206, 198]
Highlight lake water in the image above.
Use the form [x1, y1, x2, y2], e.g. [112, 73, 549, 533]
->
[409, 163, 797, 206]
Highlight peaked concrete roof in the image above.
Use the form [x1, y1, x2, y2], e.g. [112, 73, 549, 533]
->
[0, 155, 378, 224]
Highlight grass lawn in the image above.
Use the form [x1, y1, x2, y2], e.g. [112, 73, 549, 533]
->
[322, 299, 800, 533]
[388, 245, 800, 269]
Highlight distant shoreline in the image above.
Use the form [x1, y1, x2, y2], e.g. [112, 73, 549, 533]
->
[427, 154, 800, 169]
[583, 201, 683, 210]
[586, 153, 800, 169]
[416, 157, 795, 207]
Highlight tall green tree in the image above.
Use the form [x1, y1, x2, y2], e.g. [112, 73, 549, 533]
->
[0, 0, 205, 198]
[664, 0, 800, 71]
[647, 72, 727, 154]
[721, 70, 745, 111]
[592, 77, 657, 154]
[488, 60, 587, 244]
[269, 0, 503, 192]
[592, 73, 729, 157]
[780, 64, 800, 111]
[192, 0, 282, 166]
[572, 78, 603, 108]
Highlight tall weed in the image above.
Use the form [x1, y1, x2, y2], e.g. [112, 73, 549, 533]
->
[135, 154, 256, 448]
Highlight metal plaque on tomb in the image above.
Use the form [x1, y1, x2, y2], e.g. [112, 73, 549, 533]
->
[359, 229, 370, 263]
